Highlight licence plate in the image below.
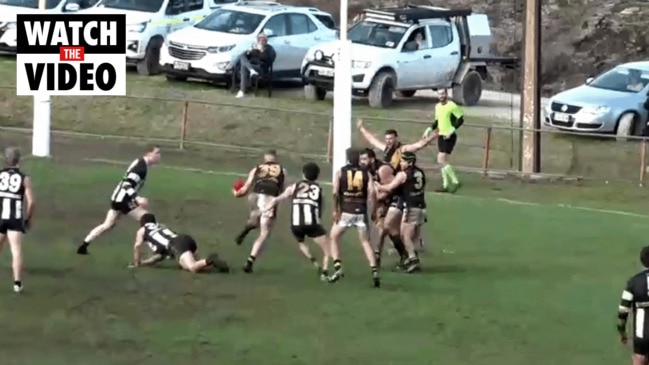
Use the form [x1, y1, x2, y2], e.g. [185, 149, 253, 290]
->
[318, 69, 334, 77]
[173, 61, 189, 71]
[553, 112, 570, 122]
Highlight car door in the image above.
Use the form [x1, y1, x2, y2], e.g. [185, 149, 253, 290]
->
[284, 13, 320, 72]
[164, 0, 188, 34]
[427, 23, 460, 86]
[260, 14, 291, 72]
[180, 0, 208, 28]
[396, 26, 431, 89]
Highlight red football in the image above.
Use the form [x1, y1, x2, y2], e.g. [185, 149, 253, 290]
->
[233, 178, 245, 191]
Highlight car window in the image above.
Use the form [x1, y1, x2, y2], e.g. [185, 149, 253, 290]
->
[590, 67, 649, 93]
[287, 13, 316, 35]
[349, 21, 407, 49]
[186, 0, 202, 11]
[100, 0, 164, 12]
[195, 9, 265, 34]
[402, 26, 429, 51]
[166, 0, 183, 14]
[314, 14, 335, 29]
[428, 24, 452, 48]
[263, 14, 287, 37]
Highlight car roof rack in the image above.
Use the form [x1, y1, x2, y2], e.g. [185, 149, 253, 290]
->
[237, 1, 281, 6]
[364, 5, 472, 24]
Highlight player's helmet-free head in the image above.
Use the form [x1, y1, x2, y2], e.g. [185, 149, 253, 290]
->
[140, 213, 157, 226]
[641, 246, 649, 268]
[302, 162, 320, 181]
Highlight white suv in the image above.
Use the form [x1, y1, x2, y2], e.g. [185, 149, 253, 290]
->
[0, 0, 99, 54]
[79, 0, 238, 75]
[160, 1, 335, 84]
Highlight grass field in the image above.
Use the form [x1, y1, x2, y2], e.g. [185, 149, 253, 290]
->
[0, 154, 641, 365]
[0, 55, 648, 364]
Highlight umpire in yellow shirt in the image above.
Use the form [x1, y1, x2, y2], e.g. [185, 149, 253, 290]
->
[423, 89, 463, 193]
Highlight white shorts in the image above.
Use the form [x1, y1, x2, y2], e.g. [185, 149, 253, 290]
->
[337, 213, 368, 229]
[253, 193, 275, 219]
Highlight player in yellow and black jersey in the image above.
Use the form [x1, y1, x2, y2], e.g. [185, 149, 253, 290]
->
[233, 149, 286, 273]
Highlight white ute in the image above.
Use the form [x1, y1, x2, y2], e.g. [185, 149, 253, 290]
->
[301, 5, 518, 108]
[78, 0, 239, 75]
[160, 1, 336, 84]
[0, 0, 99, 54]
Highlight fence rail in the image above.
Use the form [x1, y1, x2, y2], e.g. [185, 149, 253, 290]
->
[0, 88, 647, 185]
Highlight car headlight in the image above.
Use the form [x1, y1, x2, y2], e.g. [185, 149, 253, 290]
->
[206, 45, 235, 53]
[127, 22, 147, 33]
[5, 22, 16, 30]
[314, 50, 324, 61]
[352, 60, 371, 69]
[581, 105, 610, 114]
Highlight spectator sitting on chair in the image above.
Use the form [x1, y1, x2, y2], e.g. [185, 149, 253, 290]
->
[236, 32, 276, 98]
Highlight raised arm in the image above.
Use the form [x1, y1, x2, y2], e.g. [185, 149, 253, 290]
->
[23, 176, 35, 227]
[402, 131, 438, 153]
[357, 119, 386, 151]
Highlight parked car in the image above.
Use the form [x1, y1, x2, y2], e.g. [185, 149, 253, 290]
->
[544, 61, 649, 137]
[300, 5, 518, 108]
[159, 1, 336, 84]
[0, 0, 99, 54]
[78, 0, 237, 75]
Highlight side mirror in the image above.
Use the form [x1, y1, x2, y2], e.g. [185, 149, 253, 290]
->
[585, 77, 593, 84]
[64, 2, 80, 11]
[262, 29, 275, 38]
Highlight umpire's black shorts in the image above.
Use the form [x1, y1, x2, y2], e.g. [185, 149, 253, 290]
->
[291, 225, 326, 242]
[170, 234, 198, 255]
[438, 133, 457, 154]
[634, 338, 649, 355]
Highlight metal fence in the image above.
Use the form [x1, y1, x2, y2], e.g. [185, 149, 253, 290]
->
[0, 87, 647, 185]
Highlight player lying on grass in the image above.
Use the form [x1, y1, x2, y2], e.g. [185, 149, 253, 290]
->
[265, 162, 330, 281]
[129, 213, 229, 273]
[78, 145, 161, 255]
[233, 149, 287, 273]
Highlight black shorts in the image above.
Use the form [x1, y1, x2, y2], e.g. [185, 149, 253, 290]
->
[389, 196, 403, 210]
[0, 219, 25, 234]
[291, 225, 326, 242]
[110, 198, 138, 215]
[170, 234, 198, 255]
[634, 338, 649, 355]
[438, 133, 457, 154]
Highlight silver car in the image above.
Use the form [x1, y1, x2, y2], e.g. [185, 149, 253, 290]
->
[544, 61, 649, 137]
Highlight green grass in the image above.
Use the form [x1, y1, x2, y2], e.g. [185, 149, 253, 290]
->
[0, 157, 639, 365]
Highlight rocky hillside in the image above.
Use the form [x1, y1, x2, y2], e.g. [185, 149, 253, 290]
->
[286, 0, 649, 95]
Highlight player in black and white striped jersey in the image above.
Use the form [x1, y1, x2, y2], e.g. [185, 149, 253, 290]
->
[77, 146, 161, 255]
[265, 162, 330, 280]
[618, 246, 649, 365]
[0, 147, 35, 293]
[128, 213, 229, 273]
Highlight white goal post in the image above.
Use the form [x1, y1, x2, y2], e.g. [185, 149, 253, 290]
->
[331, 0, 353, 183]
[32, 0, 52, 157]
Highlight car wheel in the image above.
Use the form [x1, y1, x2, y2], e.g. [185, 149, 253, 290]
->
[136, 37, 163, 76]
[304, 84, 327, 101]
[616, 112, 637, 141]
[368, 71, 395, 108]
[452, 70, 482, 106]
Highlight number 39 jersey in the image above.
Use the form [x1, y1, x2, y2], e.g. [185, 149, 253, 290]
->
[252, 162, 285, 196]
[0, 167, 26, 221]
[143, 222, 177, 255]
[291, 180, 322, 227]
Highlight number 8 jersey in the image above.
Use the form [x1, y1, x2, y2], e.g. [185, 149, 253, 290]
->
[0, 167, 26, 222]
